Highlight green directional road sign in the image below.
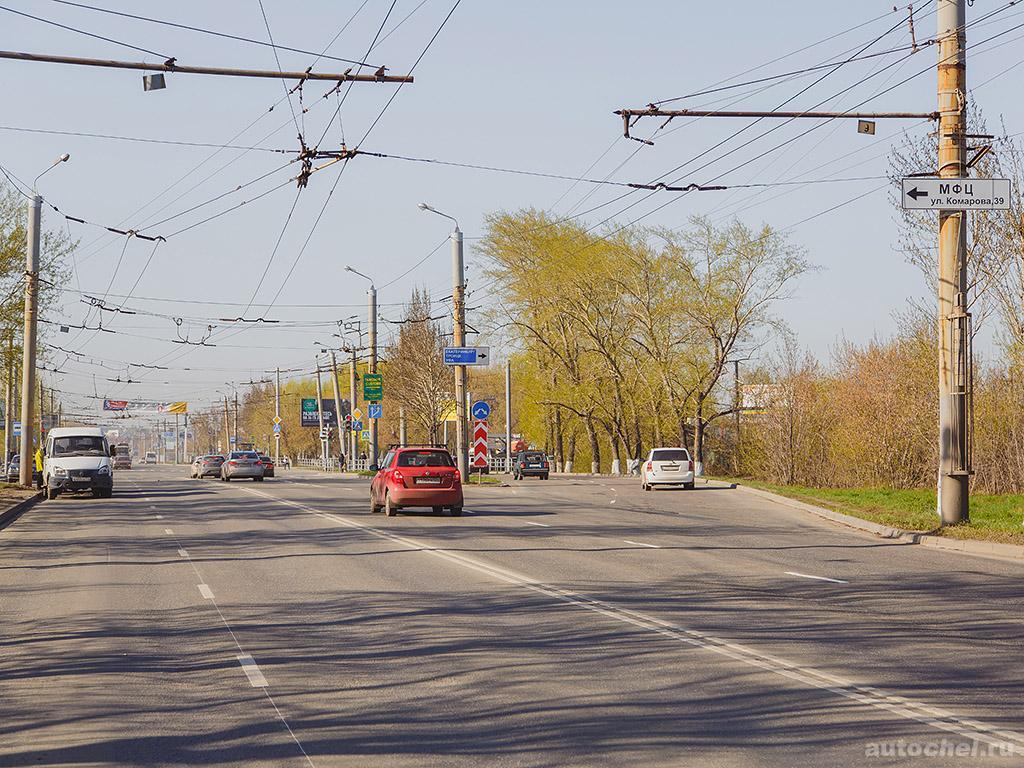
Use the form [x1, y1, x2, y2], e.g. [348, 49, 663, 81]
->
[363, 373, 383, 401]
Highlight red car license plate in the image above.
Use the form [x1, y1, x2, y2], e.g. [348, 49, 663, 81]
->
[416, 477, 442, 485]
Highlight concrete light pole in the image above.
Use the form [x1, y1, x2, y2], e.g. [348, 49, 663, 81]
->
[20, 153, 69, 486]
[936, 0, 970, 524]
[419, 202, 468, 481]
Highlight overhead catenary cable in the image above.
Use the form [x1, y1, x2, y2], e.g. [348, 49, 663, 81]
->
[45, 0, 384, 68]
[0, 2, 173, 59]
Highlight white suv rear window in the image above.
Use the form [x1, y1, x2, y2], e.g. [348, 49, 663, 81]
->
[651, 449, 689, 462]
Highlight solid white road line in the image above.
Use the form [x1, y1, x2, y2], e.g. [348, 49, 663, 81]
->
[785, 571, 849, 584]
[524, 521, 551, 527]
[236, 484, 1024, 757]
[197, 584, 214, 600]
[177, 548, 189, 558]
[623, 540, 660, 549]
[236, 654, 269, 687]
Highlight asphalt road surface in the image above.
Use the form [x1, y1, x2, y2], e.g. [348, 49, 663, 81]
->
[2, 466, 1022, 767]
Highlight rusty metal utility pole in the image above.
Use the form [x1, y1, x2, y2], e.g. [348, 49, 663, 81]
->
[937, 0, 970, 524]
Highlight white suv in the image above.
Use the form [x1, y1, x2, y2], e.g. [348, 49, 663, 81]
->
[641, 448, 695, 491]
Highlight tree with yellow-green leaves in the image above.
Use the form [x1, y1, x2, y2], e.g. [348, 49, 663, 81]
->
[480, 208, 806, 473]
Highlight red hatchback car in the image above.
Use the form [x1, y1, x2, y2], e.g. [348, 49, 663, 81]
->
[370, 447, 463, 517]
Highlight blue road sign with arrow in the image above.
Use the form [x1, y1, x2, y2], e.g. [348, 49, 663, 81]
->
[471, 400, 491, 420]
[368, 403, 382, 419]
[443, 346, 490, 366]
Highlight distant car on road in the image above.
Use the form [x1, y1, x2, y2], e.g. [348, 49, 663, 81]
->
[641, 448, 695, 491]
[258, 454, 275, 478]
[191, 454, 225, 478]
[370, 446, 463, 517]
[220, 451, 265, 482]
[112, 443, 132, 470]
[5, 454, 19, 484]
[512, 450, 549, 480]
[144, 451, 157, 465]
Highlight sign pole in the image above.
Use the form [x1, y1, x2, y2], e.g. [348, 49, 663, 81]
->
[329, 351, 347, 468]
[505, 361, 512, 474]
[368, 286, 378, 469]
[349, 348, 358, 468]
[315, 359, 326, 470]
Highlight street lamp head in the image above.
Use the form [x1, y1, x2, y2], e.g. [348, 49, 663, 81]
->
[33, 152, 71, 192]
[417, 202, 433, 212]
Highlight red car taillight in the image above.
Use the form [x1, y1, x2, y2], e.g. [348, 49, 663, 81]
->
[541, 461, 548, 468]
[228, 460, 237, 466]
[453, 469, 461, 483]
[392, 469, 404, 483]
[646, 462, 653, 471]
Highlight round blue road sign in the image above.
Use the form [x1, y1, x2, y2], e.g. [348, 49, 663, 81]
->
[471, 400, 491, 420]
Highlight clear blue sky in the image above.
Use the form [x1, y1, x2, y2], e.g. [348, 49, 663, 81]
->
[2, 0, 1022, 417]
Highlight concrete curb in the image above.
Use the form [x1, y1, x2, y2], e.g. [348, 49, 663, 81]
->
[0, 490, 43, 531]
[733, 483, 1024, 563]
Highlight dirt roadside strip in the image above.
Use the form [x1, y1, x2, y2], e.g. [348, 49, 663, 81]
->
[0, 490, 43, 531]
[731, 482, 1024, 563]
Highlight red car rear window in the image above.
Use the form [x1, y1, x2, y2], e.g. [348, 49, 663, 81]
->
[397, 450, 453, 468]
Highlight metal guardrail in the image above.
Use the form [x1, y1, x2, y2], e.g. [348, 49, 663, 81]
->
[294, 457, 370, 472]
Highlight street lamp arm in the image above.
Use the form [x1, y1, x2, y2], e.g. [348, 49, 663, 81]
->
[344, 265, 375, 289]
[418, 202, 459, 232]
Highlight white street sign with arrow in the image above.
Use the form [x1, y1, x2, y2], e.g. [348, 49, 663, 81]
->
[901, 177, 1010, 211]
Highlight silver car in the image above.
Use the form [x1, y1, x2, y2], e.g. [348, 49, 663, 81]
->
[220, 451, 265, 482]
[641, 448, 695, 490]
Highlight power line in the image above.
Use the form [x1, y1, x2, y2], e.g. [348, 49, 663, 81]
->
[0, 124, 291, 152]
[45, 0, 383, 68]
[0, 2, 172, 59]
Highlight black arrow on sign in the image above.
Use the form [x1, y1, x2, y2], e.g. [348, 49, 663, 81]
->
[906, 187, 929, 201]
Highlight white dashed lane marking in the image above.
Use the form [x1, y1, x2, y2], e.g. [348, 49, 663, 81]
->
[623, 540, 660, 549]
[785, 571, 848, 585]
[524, 521, 551, 527]
[197, 584, 214, 600]
[177, 548, 189, 558]
[236, 654, 269, 687]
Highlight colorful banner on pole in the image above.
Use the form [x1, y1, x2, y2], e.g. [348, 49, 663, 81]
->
[103, 400, 188, 414]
